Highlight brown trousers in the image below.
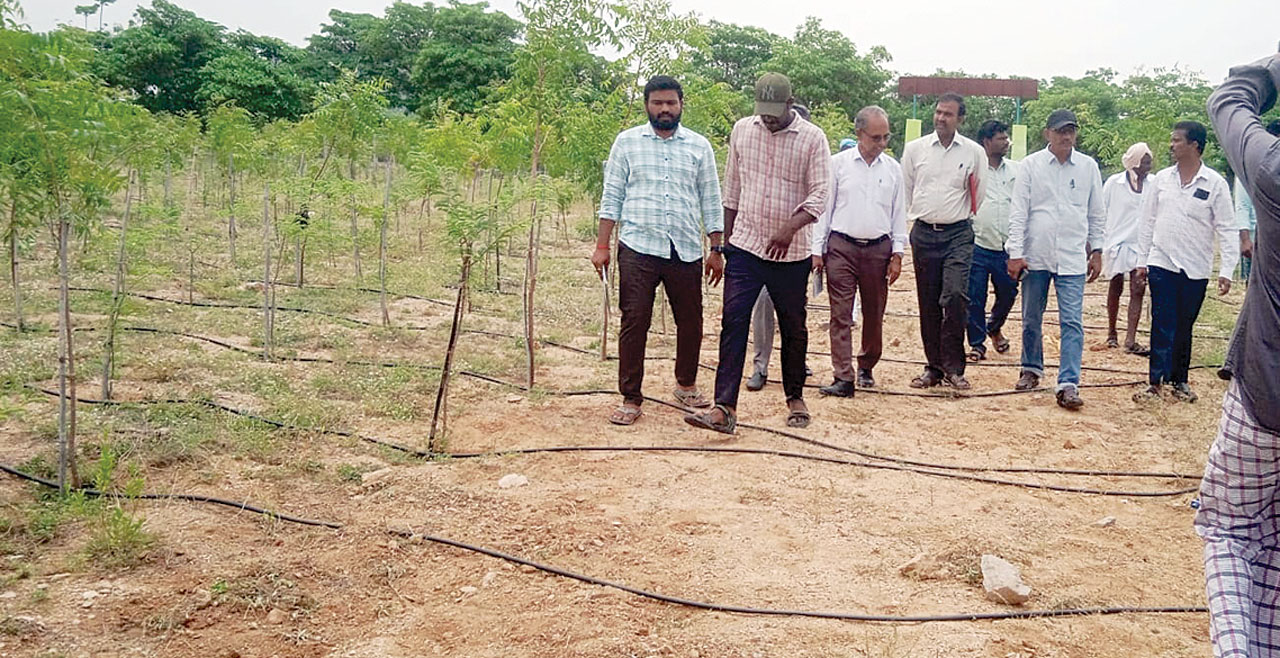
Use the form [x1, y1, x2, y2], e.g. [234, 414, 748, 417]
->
[825, 233, 891, 381]
[617, 242, 703, 406]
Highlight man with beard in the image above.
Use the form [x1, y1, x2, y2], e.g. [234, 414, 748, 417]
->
[593, 75, 724, 425]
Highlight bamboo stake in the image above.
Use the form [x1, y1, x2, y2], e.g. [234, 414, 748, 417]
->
[101, 170, 135, 400]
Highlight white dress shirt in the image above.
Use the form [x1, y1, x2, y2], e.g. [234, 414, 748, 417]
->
[901, 132, 987, 224]
[1005, 147, 1106, 276]
[1138, 163, 1239, 280]
[812, 149, 908, 256]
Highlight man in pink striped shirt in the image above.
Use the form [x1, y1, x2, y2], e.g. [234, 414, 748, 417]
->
[685, 73, 831, 434]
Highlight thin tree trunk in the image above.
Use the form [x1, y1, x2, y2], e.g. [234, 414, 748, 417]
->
[349, 158, 363, 283]
[227, 154, 238, 263]
[295, 235, 305, 287]
[429, 254, 470, 452]
[101, 171, 135, 400]
[163, 158, 173, 209]
[56, 215, 79, 492]
[8, 196, 21, 332]
[379, 159, 392, 327]
[262, 185, 274, 361]
[187, 248, 194, 304]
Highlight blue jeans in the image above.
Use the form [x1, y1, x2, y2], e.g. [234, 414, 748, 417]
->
[966, 246, 1018, 353]
[1020, 270, 1085, 391]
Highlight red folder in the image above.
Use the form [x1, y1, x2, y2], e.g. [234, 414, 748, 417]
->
[967, 171, 978, 216]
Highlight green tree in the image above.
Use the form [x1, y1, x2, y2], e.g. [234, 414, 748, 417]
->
[411, 1, 520, 114]
[75, 4, 96, 30]
[197, 32, 316, 120]
[763, 17, 892, 122]
[93, 0, 227, 115]
[689, 20, 779, 94]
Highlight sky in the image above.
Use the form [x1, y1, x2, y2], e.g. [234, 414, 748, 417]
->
[20, 0, 1280, 82]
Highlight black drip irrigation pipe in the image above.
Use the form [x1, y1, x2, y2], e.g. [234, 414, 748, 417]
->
[25, 382, 1199, 496]
[0, 464, 1206, 624]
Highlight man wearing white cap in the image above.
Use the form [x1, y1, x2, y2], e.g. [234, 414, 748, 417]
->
[1102, 142, 1154, 356]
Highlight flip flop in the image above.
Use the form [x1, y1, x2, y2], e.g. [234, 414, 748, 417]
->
[673, 388, 711, 409]
[1125, 343, 1150, 357]
[967, 348, 986, 362]
[683, 404, 736, 435]
[1106, 337, 1120, 349]
[992, 335, 1011, 354]
[608, 405, 642, 426]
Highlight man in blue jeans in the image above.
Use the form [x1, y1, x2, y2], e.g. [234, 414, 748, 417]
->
[1005, 109, 1106, 410]
[966, 120, 1019, 362]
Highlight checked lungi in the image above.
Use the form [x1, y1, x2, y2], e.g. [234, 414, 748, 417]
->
[1196, 379, 1280, 657]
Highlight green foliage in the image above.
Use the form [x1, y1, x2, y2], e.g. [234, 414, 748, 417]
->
[763, 17, 893, 122]
[690, 21, 780, 94]
[412, 2, 520, 114]
[196, 33, 316, 121]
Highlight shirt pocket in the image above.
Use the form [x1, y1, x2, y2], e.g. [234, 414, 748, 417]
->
[875, 176, 896, 212]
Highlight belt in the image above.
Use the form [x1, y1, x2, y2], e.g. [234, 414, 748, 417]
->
[832, 231, 890, 247]
[918, 218, 972, 232]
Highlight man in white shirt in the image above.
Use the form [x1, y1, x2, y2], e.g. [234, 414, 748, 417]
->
[901, 93, 986, 390]
[811, 106, 906, 395]
[1133, 120, 1238, 403]
[966, 120, 1020, 362]
[1101, 142, 1154, 356]
[1006, 109, 1106, 410]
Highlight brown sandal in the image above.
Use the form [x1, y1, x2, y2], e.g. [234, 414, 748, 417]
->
[608, 405, 643, 426]
[673, 388, 711, 409]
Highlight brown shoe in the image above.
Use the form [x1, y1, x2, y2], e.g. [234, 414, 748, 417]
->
[1056, 385, 1084, 410]
[944, 373, 972, 390]
[1015, 371, 1040, 391]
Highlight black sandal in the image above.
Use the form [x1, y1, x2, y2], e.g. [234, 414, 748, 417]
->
[786, 409, 811, 428]
[684, 404, 736, 435]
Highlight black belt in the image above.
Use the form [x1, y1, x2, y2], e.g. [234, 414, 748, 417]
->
[832, 231, 890, 247]
[918, 218, 972, 232]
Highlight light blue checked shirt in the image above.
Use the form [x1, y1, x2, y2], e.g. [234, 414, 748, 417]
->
[599, 123, 723, 262]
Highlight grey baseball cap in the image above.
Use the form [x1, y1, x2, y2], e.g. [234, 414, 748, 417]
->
[1047, 109, 1079, 130]
[754, 73, 792, 117]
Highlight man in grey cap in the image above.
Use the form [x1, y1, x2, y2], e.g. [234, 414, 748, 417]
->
[686, 73, 830, 434]
[1005, 109, 1106, 410]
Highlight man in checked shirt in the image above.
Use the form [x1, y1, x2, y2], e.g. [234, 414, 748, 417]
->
[592, 75, 724, 426]
[685, 73, 830, 434]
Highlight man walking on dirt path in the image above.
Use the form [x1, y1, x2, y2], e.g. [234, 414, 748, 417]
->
[593, 75, 724, 426]
[1101, 142, 1154, 357]
[1005, 109, 1105, 411]
[1195, 51, 1280, 658]
[1131, 120, 1237, 404]
[901, 93, 986, 391]
[965, 120, 1019, 364]
[811, 105, 905, 395]
[684, 73, 830, 435]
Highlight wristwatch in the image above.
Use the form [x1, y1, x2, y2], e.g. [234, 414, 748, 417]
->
[710, 245, 726, 254]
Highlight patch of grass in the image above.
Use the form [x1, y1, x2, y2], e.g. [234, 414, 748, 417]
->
[81, 505, 154, 569]
[209, 567, 317, 613]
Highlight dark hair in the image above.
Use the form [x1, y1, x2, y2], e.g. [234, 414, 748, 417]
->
[1267, 118, 1280, 136]
[937, 92, 966, 118]
[643, 75, 682, 103]
[1174, 120, 1207, 154]
[792, 103, 811, 121]
[977, 120, 1009, 144]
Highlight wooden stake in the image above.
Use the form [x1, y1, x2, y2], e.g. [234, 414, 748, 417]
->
[101, 170, 135, 400]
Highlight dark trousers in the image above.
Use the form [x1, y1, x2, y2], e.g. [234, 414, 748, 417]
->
[910, 220, 975, 377]
[826, 233, 891, 380]
[966, 245, 1018, 353]
[1148, 266, 1207, 386]
[617, 242, 703, 406]
[714, 248, 809, 407]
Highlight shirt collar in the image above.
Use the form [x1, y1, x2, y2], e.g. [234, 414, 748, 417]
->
[988, 158, 1008, 172]
[1045, 147, 1077, 166]
[751, 113, 803, 134]
[641, 123, 686, 141]
[854, 149, 885, 167]
[1180, 162, 1207, 185]
[929, 131, 962, 150]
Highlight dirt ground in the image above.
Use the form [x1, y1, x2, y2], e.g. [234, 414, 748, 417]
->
[0, 217, 1238, 657]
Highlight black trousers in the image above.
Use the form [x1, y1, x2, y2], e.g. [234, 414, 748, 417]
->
[714, 247, 810, 407]
[1147, 266, 1207, 386]
[617, 242, 703, 406]
[910, 220, 975, 377]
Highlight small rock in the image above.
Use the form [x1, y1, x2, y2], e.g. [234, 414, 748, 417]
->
[1062, 439, 1078, 450]
[506, 395, 525, 404]
[591, 539, 604, 548]
[518, 564, 538, 574]
[898, 553, 948, 580]
[80, 591, 98, 600]
[0, 591, 16, 599]
[981, 555, 1032, 605]
[481, 571, 498, 588]
[1094, 516, 1117, 528]
[498, 474, 529, 489]
[361, 468, 394, 489]
[459, 586, 478, 596]
[265, 608, 287, 625]
[80, 600, 94, 609]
